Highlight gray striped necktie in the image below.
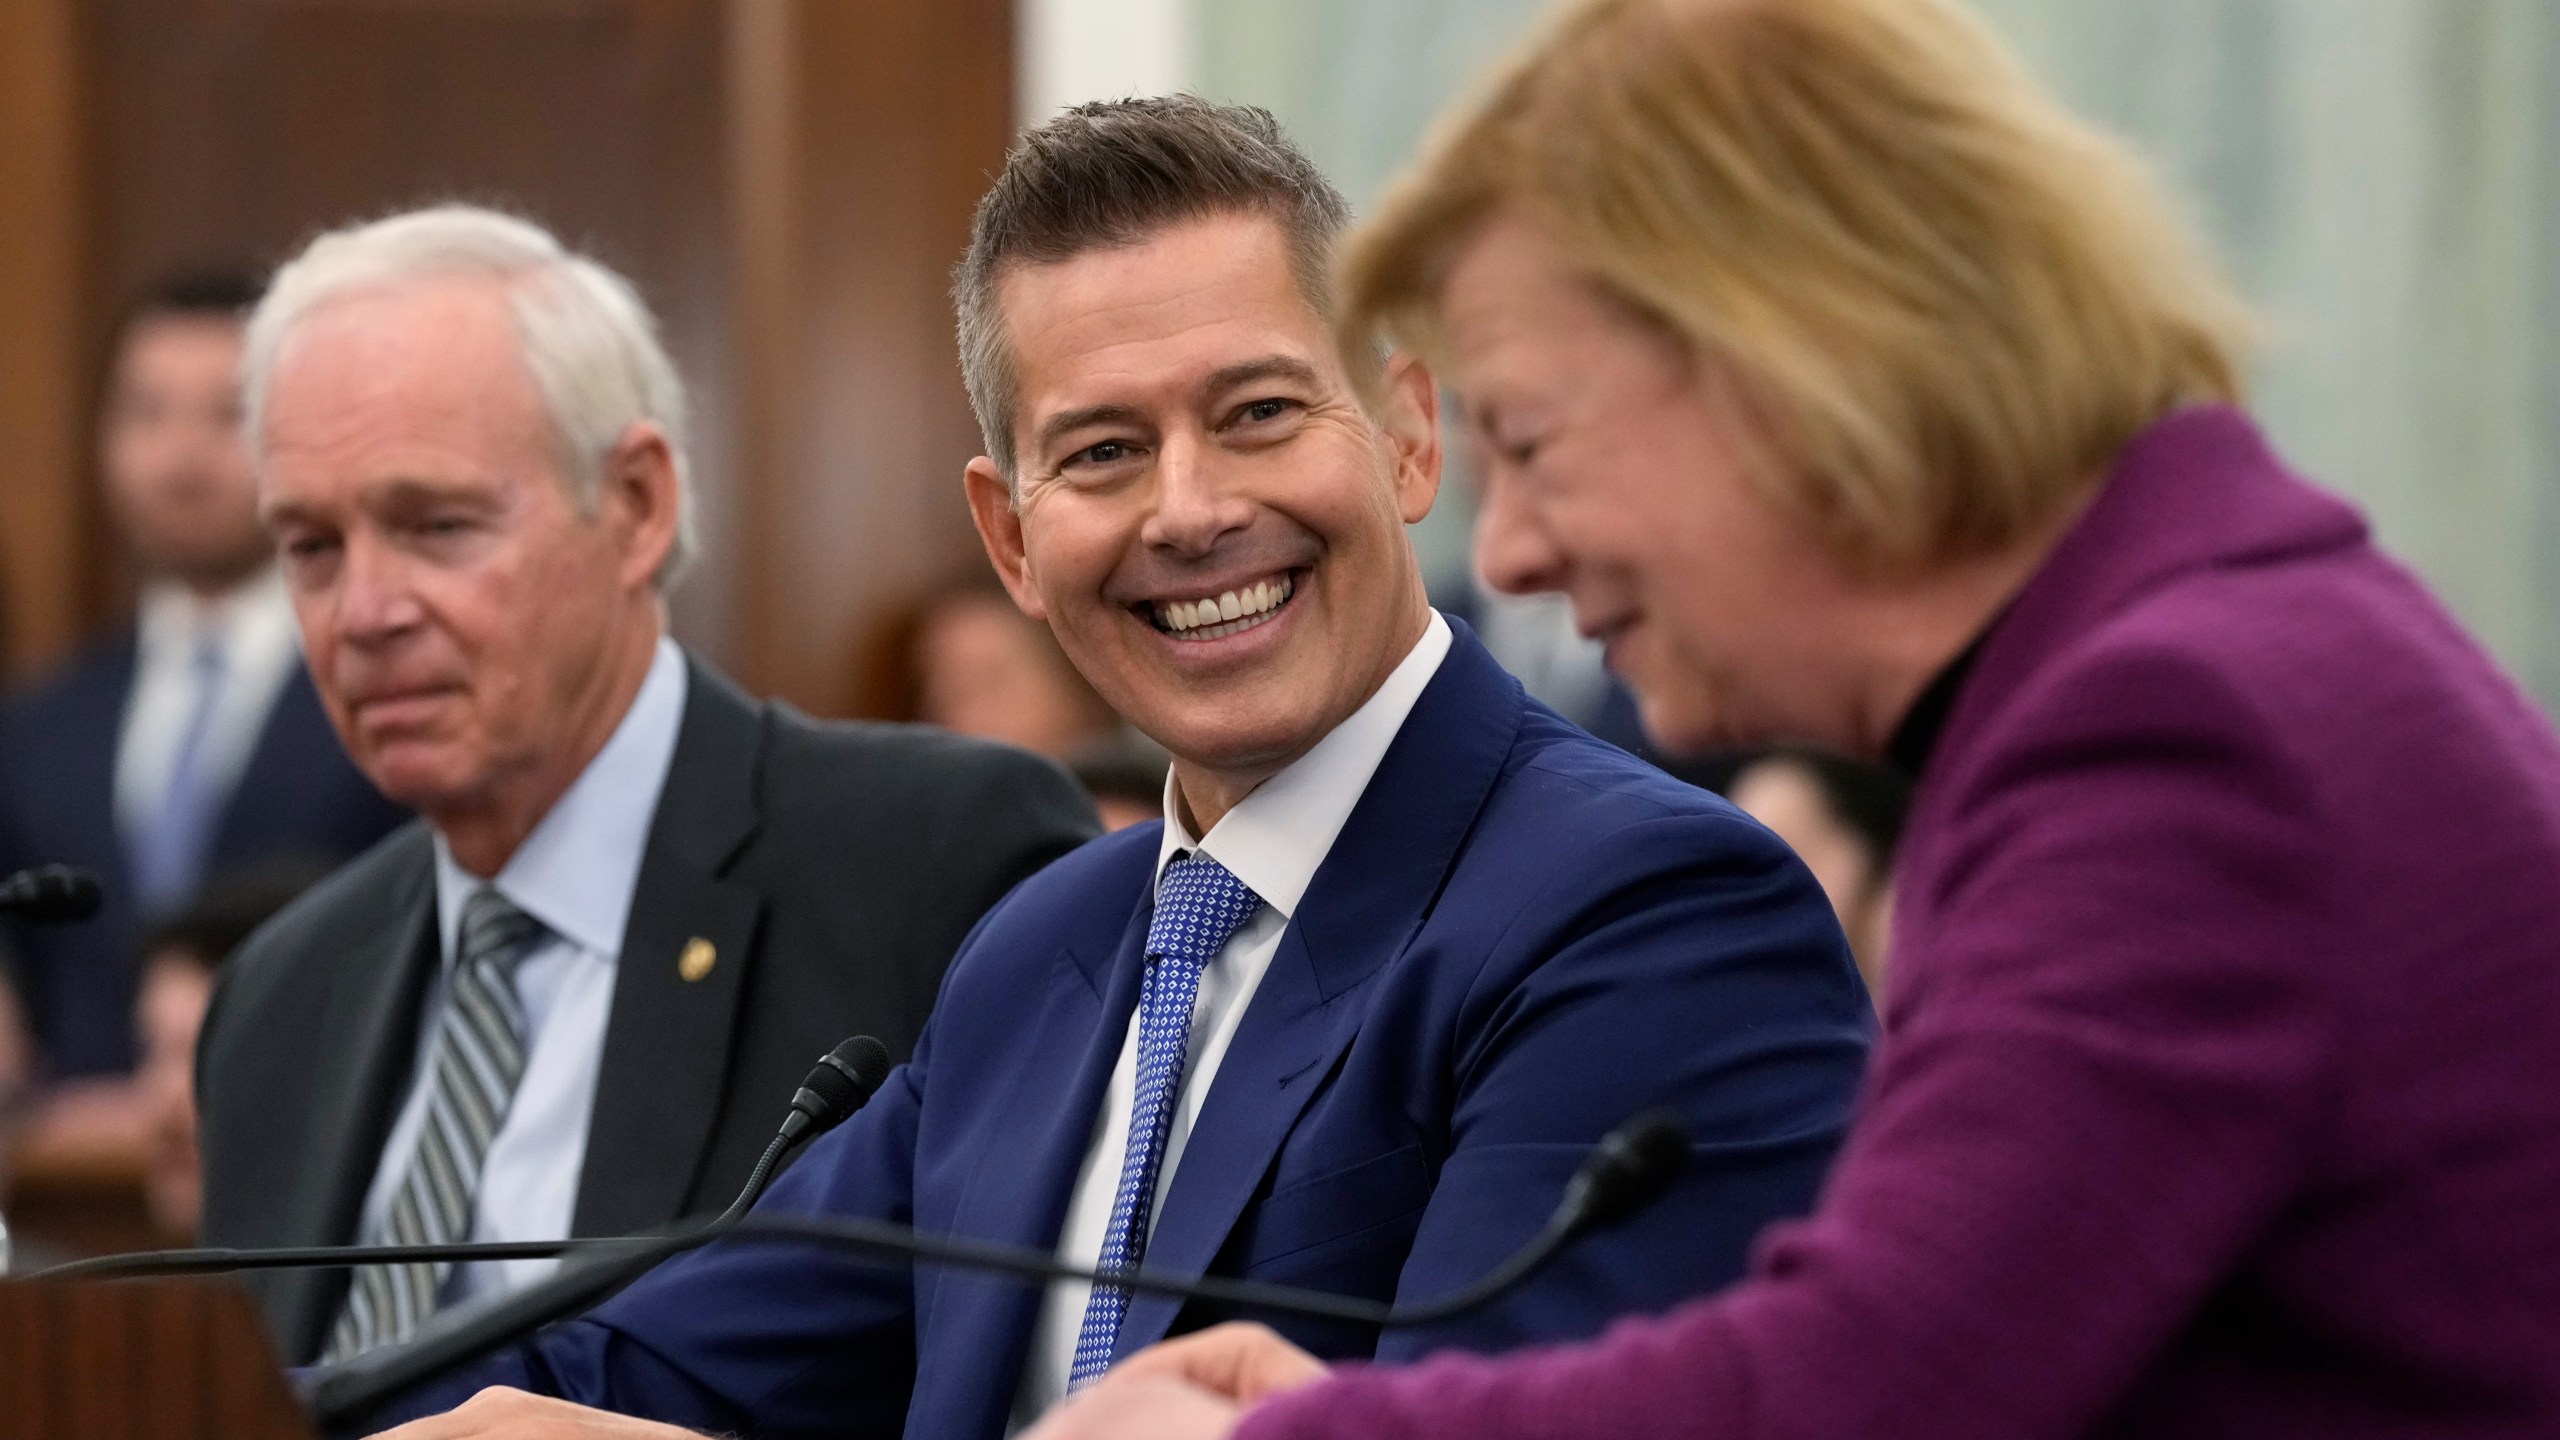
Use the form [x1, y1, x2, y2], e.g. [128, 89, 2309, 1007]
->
[326, 886, 550, 1360]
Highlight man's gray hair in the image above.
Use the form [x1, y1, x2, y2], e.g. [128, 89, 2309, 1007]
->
[953, 96, 1355, 489]
[243, 204, 697, 588]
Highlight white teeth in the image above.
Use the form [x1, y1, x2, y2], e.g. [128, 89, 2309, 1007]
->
[1153, 573, 1295, 637]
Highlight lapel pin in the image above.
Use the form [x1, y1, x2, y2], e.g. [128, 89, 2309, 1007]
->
[678, 937, 717, 983]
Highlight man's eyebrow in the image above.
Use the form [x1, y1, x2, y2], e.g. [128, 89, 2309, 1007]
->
[1035, 403, 1148, 453]
[1027, 356, 1324, 456]
[260, 476, 492, 527]
[259, 498, 316, 529]
[1202, 355, 1323, 397]
[373, 477, 492, 510]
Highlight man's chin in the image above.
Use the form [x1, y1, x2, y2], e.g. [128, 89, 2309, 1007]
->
[1632, 688, 1732, 757]
[357, 748, 477, 815]
[1140, 711, 1323, 784]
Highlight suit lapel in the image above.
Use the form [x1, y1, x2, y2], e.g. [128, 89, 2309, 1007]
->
[923, 893, 1153, 1440]
[210, 665, 325, 855]
[273, 830, 441, 1358]
[64, 638, 137, 898]
[1113, 624, 1526, 1355]
[571, 660, 767, 1235]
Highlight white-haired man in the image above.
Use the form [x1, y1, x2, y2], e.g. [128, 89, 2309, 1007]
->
[191, 205, 1098, 1365]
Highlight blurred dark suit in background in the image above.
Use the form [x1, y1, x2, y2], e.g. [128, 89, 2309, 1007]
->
[0, 273, 405, 1089]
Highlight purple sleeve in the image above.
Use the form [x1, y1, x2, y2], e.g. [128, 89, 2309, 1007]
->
[1241, 642, 2341, 1440]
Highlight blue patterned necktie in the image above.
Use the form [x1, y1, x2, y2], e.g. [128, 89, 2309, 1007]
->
[130, 632, 228, 913]
[1068, 852, 1263, 1390]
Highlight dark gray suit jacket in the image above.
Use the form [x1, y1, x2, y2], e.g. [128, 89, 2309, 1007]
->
[193, 654, 1099, 1363]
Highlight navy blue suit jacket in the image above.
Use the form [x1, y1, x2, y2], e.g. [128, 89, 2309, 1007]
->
[382, 624, 1870, 1438]
[0, 627, 407, 1076]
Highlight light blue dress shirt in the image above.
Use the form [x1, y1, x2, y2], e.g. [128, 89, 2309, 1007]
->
[355, 637, 689, 1306]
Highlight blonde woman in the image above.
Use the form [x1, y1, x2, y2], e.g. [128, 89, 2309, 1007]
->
[1037, 1, 2560, 1436]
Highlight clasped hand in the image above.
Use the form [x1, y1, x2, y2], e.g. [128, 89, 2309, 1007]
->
[1024, 1323, 1331, 1440]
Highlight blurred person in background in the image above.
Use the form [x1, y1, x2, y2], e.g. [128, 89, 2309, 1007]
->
[0, 273, 406, 1170]
[859, 574, 1131, 762]
[862, 574, 1170, 826]
[1039, 0, 2560, 1436]
[916, 579, 1126, 760]
[1066, 730, 1176, 832]
[129, 861, 328, 1240]
[1726, 748, 1906, 997]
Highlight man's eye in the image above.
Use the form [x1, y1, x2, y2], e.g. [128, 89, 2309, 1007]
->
[1241, 398, 1294, 424]
[1481, 425, 1543, 468]
[1073, 440, 1131, 467]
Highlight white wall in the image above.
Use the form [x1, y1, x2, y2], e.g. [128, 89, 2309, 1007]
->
[1017, 0, 1192, 128]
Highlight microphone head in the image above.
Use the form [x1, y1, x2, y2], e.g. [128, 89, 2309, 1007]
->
[789, 1035, 893, 1136]
[0, 865, 104, 923]
[1564, 1109, 1691, 1230]
[822, 1035, 893, 1100]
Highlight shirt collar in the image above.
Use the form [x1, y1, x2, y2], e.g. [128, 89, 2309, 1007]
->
[1885, 629, 1990, 778]
[433, 637, 690, 965]
[1154, 609, 1452, 920]
[136, 566, 295, 659]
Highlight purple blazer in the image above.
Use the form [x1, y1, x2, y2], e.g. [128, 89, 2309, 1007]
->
[1239, 407, 2560, 1440]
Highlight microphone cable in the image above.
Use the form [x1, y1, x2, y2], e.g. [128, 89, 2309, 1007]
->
[297, 1108, 1690, 1428]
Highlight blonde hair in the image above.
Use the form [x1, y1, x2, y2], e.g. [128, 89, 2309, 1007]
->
[1342, 0, 2257, 568]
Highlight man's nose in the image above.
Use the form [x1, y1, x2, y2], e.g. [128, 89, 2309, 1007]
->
[332, 534, 427, 644]
[1140, 433, 1254, 556]
[1473, 469, 1568, 596]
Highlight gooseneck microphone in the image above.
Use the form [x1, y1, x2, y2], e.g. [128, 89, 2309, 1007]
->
[0, 864, 104, 923]
[38, 1035, 899, 1287]
[1405, 1107, 1689, 1322]
[716, 1035, 892, 1227]
[292, 1034, 902, 1428]
[297, 1108, 1692, 1430]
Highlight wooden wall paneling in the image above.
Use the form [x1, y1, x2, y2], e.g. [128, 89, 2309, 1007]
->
[728, 0, 1016, 714]
[0, 0, 94, 678]
[80, 0, 739, 661]
[0, 1280, 311, 1439]
[726, 0, 804, 704]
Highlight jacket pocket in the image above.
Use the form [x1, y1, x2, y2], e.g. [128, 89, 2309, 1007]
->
[1234, 1142, 1434, 1269]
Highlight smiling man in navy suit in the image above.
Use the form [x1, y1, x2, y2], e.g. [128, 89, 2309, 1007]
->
[366, 98, 1871, 1440]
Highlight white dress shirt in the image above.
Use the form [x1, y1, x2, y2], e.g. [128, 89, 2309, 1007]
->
[356, 636, 688, 1306]
[1010, 610, 1454, 1426]
[113, 568, 303, 846]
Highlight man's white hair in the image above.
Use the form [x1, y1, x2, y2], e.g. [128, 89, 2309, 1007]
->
[242, 203, 696, 588]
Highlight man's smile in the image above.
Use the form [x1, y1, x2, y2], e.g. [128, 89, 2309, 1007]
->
[1144, 568, 1299, 639]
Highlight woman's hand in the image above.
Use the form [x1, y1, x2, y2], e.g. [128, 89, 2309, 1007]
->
[1024, 1324, 1331, 1440]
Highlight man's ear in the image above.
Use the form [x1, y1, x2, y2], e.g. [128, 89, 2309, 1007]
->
[601, 421, 681, 591]
[963, 457, 1048, 621]
[1373, 353, 1443, 525]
